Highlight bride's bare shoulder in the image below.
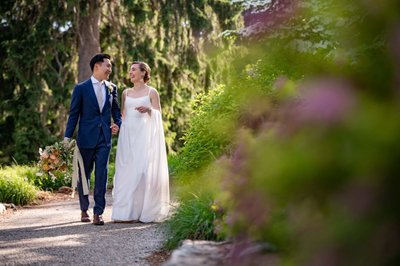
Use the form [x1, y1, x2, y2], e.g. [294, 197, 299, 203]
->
[148, 86, 159, 95]
[123, 88, 132, 95]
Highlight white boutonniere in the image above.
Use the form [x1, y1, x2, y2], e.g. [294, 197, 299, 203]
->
[107, 82, 114, 94]
[106, 81, 115, 105]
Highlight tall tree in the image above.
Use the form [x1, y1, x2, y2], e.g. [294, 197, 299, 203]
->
[0, 0, 242, 164]
[100, 0, 242, 152]
[0, 1, 77, 163]
[77, 0, 101, 82]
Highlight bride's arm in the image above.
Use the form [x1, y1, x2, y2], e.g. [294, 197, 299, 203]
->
[121, 89, 127, 119]
[149, 88, 161, 113]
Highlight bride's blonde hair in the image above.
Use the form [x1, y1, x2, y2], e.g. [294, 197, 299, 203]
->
[132, 61, 151, 83]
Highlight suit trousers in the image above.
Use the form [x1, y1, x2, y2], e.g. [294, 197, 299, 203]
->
[77, 129, 111, 215]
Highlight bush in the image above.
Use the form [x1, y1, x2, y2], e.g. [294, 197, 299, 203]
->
[0, 166, 37, 205]
[164, 193, 224, 250]
[170, 85, 237, 177]
[167, 0, 400, 264]
[209, 0, 400, 264]
[33, 171, 71, 191]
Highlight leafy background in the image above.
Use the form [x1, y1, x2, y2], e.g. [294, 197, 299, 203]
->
[1, 0, 400, 264]
[0, 0, 242, 164]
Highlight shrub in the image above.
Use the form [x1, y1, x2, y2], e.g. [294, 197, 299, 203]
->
[210, 0, 400, 264]
[0, 166, 37, 205]
[164, 193, 224, 250]
[170, 85, 237, 178]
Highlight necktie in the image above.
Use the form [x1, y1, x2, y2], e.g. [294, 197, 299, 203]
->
[96, 82, 104, 111]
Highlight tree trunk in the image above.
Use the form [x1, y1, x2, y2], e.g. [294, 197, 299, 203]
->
[77, 0, 101, 82]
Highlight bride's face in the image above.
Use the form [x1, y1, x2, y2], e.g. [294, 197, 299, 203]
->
[129, 64, 144, 83]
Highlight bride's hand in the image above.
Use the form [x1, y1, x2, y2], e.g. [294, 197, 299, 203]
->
[135, 106, 151, 114]
[111, 123, 119, 134]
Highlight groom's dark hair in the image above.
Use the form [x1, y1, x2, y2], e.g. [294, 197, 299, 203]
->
[89, 53, 111, 72]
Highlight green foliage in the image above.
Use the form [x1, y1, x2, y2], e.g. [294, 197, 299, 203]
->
[0, 0, 242, 164]
[218, 97, 400, 265]
[30, 171, 70, 192]
[168, 0, 400, 264]
[0, 0, 76, 164]
[186, 1, 212, 33]
[0, 166, 37, 205]
[164, 194, 224, 250]
[165, 152, 228, 250]
[203, 0, 400, 264]
[101, 1, 243, 154]
[107, 162, 115, 189]
[209, 0, 243, 30]
[171, 85, 237, 177]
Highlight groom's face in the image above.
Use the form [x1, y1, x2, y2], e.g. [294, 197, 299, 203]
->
[95, 58, 112, 81]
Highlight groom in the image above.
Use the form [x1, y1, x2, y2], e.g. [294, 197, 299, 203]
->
[64, 53, 122, 225]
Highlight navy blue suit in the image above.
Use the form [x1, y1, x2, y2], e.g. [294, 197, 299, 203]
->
[65, 78, 122, 215]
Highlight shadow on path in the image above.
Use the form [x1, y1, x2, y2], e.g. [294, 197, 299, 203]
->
[0, 194, 166, 265]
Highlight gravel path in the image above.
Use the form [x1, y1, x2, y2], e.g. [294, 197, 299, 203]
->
[0, 192, 167, 265]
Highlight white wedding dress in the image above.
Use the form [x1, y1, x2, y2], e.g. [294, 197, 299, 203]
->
[111, 91, 169, 222]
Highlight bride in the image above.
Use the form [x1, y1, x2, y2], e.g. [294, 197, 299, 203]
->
[112, 61, 169, 223]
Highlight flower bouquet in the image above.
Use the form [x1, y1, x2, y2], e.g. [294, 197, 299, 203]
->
[36, 140, 75, 190]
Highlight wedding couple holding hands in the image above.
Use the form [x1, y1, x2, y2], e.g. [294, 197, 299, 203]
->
[64, 53, 169, 225]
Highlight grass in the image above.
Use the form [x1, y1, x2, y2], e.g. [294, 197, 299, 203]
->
[164, 193, 223, 250]
[0, 166, 37, 205]
[0, 161, 116, 205]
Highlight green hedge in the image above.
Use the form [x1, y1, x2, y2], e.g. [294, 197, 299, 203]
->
[170, 85, 237, 177]
[0, 166, 37, 205]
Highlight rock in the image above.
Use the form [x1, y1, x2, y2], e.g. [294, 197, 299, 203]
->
[0, 203, 5, 214]
[163, 240, 232, 266]
[58, 186, 73, 194]
[4, 203, 16, 209]
[238, 242, 276, 257]
[1, 203, 17, 214]
[163, 240, 279, 266]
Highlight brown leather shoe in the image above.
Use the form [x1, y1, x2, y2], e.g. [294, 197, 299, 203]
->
[93, 214, 104, 225]
[81, 211, 91, 223]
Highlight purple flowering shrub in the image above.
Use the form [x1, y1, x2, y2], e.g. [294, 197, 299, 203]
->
[210, 0, 400, 264]
[167, 2, 400, 264]
[203, 0, 400, 265]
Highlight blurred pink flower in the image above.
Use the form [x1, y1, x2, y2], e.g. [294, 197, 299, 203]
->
[237, 192, 270, 227]
[226, 212, 239, 226]
[293, 78, 356, 125]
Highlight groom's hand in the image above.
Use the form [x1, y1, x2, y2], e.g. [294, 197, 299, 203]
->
[111, 123, 119, 135]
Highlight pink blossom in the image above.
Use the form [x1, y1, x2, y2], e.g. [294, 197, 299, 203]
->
[294, 78, 356, 125]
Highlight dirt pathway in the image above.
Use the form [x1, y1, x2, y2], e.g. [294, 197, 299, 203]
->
[0, 192, 168, 265]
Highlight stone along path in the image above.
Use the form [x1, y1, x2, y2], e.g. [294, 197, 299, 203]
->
[0, 192, 167, 265]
